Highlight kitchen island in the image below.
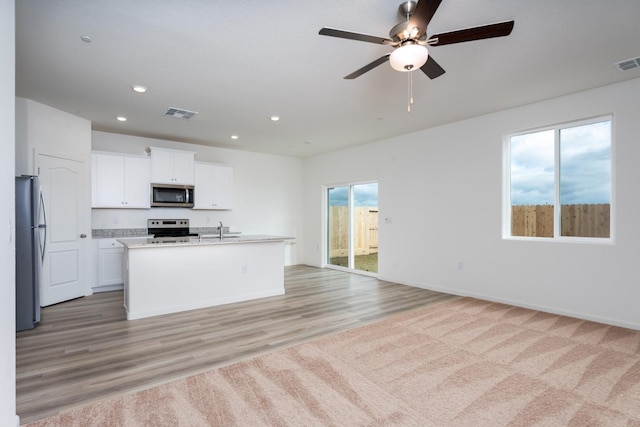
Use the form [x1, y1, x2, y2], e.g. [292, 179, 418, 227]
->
[118, 235, 291, 320]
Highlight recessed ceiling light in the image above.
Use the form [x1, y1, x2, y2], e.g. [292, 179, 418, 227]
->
[116, 116, 127, 122]
[132, 85, 147, 93]
[270, 116, 280, 122]
[80, 35, 92, 43]
[231, 135, 239, 140]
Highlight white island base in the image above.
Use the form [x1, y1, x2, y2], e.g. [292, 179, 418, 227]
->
[121, 238, 286, 320]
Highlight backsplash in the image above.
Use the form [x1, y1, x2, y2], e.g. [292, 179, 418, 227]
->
[92, 226, 225, 239]
[92, 228, 148, 238]
[91, 208, 238, 230]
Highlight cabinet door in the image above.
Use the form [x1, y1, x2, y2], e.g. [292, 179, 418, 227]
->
[92, 153, 125, 207]
[172, 151, 195, 185]
[97, 239, 124, 286]
[149, 149, 175, 184]
[193, 163, 215, 209]
[149, 148, 194, 185]
[123, 156, 150, 208]
[193, 163, 233, 210]
[99, 251, 124, 285]
[212, 165, 233, 209]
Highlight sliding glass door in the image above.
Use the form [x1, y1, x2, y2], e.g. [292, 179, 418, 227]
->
[327, 182, 378, 274]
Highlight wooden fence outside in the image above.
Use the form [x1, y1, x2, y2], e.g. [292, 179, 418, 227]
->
[328, 206, 378, 257]
[329, 204, 608, 248]
[511, 204, 610, 238]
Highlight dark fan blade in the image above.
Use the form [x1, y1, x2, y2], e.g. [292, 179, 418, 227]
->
[319, 28, 393, 45]
[408, 0, 443, 38]
[344, 55, 390, 79]
[420, 55, 445, 79]
[428, 21, 514, 46]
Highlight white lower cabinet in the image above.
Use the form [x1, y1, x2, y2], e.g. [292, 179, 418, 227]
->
[93, 239, 124, 292]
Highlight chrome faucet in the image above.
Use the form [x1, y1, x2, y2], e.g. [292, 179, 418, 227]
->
[219, 221, 223, 240]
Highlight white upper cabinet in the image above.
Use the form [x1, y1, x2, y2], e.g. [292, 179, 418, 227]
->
[92, 152, 150, 208]
[148, 146, 195, 185]
[193, 162, 233, 210]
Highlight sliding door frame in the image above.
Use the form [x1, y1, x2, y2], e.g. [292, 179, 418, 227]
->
[322, 180, 378, 277]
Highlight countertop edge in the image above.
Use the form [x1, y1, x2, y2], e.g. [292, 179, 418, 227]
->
[118, 235, 295, 249]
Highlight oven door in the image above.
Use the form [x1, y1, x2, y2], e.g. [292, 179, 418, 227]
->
[151, 184, 194, 207]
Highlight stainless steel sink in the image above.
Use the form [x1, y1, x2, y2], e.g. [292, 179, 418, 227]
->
[197, 234, 240, 240]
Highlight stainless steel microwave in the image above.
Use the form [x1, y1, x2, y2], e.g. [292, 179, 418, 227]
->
[151, 183, 194, 208]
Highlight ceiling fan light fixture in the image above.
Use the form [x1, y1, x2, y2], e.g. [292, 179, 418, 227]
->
[389, 44, 428, 72]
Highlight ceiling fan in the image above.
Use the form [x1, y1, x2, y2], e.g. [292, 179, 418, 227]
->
[319, 0, 514, 80]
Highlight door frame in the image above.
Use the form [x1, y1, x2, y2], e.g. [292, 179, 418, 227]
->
[322, 180, 378, 277]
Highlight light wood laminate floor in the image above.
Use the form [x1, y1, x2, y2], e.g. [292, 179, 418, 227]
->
[16, 265, 456, 423]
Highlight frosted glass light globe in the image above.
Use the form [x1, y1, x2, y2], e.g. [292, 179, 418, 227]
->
[389, 44, 429, 72]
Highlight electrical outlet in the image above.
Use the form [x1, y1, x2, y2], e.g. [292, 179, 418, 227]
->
[457, 261, 464, 270]
[241, 265, 248, 274]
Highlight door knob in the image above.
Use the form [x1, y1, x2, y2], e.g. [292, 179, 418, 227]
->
[80, 234, 87, 238]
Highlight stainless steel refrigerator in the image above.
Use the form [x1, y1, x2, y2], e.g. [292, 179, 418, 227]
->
[15, 175, 46, 331]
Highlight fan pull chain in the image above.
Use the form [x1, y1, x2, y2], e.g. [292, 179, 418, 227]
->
[407, 71, 414, 113]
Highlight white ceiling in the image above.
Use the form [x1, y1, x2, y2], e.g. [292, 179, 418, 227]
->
[15, 0, 640, 158]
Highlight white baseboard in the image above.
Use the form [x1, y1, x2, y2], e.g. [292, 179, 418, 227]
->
[92, 284, 124, 293]
[378, 274, 640, 331]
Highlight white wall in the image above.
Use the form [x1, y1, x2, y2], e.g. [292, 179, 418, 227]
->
[91, 131, 304, 265]
[1, 0, 18, 424]
[15, 98, 93, 302]
[303, 77, 640, 330]
[15, 98, 92, 175]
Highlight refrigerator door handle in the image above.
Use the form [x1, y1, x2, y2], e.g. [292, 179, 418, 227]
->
[38, 189, 47, 263]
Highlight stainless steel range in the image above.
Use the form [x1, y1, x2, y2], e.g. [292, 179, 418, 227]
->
[147, 219, 196, 238]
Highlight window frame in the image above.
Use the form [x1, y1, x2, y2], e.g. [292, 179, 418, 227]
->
[503, 115, 614, 244]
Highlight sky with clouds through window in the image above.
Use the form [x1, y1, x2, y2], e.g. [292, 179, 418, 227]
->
[328, 183, 378, 207]
[510, 120, 611, 206]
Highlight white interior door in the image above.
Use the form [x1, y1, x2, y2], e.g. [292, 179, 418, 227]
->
[38, 154, 88, 306]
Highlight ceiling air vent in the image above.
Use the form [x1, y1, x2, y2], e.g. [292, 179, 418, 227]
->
[614, 57, 640, 72]
[164, 107, 198, 119]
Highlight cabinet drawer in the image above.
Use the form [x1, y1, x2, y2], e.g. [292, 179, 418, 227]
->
[97, 238, 124, 249]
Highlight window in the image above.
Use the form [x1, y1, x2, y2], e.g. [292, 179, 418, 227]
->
[505, 117, 612, 240]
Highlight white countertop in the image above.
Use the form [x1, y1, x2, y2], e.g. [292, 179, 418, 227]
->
[118, 235, 294, 249]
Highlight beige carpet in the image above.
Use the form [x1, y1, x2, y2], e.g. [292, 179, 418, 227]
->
[24, 297, 640, 426]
